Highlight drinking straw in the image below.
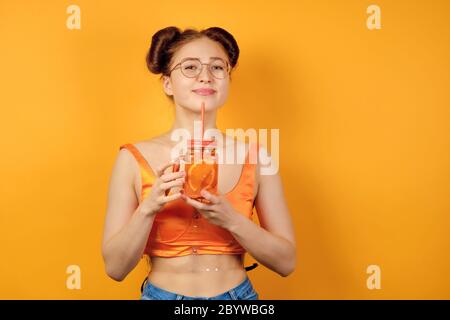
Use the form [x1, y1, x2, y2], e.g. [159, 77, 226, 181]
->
[201, 101, 205, 160]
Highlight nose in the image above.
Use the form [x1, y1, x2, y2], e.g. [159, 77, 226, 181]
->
[197, 65, 213, 83]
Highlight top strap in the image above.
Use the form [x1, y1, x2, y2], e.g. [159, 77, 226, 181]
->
[119, 143, 155, 177]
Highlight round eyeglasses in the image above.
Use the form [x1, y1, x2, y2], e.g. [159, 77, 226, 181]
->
[168, 57, 230, 79]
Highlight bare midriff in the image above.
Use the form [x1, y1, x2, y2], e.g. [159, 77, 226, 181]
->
[147, 253, 247, 297]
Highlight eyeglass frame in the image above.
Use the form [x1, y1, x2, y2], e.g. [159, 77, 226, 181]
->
[167, 57, 231, 79]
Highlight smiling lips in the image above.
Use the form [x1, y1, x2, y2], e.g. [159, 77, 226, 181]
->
[192, 88, 216, 96]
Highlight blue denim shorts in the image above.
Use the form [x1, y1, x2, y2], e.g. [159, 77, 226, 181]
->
[141, 275, 259, 300]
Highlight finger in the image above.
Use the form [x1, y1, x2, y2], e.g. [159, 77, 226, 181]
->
[161, 191, 183, 203]
[172, 155, 184, 172]
[156, 159, 180, 177]
[160, 177, 185, 193]
[164, 184, 183, 197]
[200, 189, 221, 204]
[181, 195, 212, 211]
[160, 170, 186, 183]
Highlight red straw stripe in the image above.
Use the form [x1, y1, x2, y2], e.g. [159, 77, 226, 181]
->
[201, 102, 205, 160]
[201, 101, 204, 140]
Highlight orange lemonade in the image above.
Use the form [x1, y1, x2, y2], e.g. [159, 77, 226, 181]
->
[172, 138, 217, 204]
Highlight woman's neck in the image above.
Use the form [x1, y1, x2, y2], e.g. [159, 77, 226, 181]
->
[168, 103, 220, 140]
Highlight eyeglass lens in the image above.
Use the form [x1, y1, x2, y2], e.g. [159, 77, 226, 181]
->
[180, 59, 228, 79]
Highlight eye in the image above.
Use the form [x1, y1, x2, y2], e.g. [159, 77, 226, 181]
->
[184, 64, 198, 70]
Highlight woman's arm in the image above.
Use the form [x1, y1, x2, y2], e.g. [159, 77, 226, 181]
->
[228, 149, 297, 277]
[101, 149, 156, 282]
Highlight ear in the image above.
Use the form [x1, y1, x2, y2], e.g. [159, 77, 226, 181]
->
[162, 75, 173, 96]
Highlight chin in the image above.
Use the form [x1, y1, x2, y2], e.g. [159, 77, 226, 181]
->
[187, 101, 221, 112]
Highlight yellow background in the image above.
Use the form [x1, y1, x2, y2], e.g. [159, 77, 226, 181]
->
[1, 0, 449, 299]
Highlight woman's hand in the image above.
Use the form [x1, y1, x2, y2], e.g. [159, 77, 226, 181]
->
[181, 189, 241, 230]
[141, 159, 185, 216]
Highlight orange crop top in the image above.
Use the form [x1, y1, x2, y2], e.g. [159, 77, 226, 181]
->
[119, 142, 259, 258]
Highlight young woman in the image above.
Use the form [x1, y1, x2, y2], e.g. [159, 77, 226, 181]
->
[101, 26, 296, 300]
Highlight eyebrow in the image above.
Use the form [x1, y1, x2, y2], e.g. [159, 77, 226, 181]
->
[183, 56, 225, 60]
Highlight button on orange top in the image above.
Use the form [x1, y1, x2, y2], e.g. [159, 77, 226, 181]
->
[119, 142, 259, 258]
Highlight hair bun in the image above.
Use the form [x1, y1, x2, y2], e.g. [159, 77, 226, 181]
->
[146, 26, 181, 74]
[202, 27, 239, 68]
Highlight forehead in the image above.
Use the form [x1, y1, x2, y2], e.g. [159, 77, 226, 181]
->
[172, 37, 228, 63]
